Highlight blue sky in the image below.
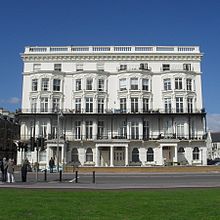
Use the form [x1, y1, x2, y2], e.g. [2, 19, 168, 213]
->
[0, 0, 220, 130]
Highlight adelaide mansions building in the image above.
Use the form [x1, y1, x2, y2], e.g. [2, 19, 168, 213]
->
[17, 45, 207, 168]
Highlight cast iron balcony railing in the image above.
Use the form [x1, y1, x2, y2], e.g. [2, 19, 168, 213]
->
[19, 108, 206, 114]
[20, 133, 207, 143]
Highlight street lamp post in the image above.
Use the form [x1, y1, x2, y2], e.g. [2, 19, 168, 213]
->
[57, 111, 60, 173]
[36, 138, 39, 181]
[56, 110, 63, 172]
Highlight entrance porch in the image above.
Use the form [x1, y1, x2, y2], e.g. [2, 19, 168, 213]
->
[96, 144, 129, 167]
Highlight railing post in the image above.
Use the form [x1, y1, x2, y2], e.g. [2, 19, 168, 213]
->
[75, 171, 78, 183]
[92, 171, 95, 183]
[59, 170, 62, 182]
[44, 169, 47, 182]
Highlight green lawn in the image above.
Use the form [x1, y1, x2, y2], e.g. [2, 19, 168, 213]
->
[0, 189, 220, 220]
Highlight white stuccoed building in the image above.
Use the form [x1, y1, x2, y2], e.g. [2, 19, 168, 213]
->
[17, 45, 207, 168]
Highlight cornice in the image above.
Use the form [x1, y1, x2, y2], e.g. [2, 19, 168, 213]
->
[21, 53, 202, 62]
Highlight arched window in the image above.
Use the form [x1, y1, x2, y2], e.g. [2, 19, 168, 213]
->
[178, 147, 185, 153]
[71, 148, 79, 162]
[132, 148, 139, 162]
[86, 148, 93, 162]
[193, 147, 199, 160]
[147, 148, 154, 162]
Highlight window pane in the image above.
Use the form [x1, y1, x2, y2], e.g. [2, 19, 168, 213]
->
[41, 78, 49, 91]
[54, 64, 61, 71]
[164, 79, 171, 90]
[119, 79, 127, 90]
[86, 79, 93, 90]
[130, 78, 138, 90]
[32, 79, 38, 91]
[76, 79, 81, 91]
[53, 79, 61, 91]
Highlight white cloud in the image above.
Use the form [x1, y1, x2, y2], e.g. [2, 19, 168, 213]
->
[207, 114, 220, 132]
[7, 97, 20, 104]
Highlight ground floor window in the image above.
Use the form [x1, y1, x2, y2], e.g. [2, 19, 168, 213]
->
[71, 148, 79, 162]
[147, 148, 154, 162]
[193, 147, 199, 160]
[132, 148, 139, 162]
[86, 148, 93, 162]
[178, 147, 185, 153]
[39, 150, 46, 162]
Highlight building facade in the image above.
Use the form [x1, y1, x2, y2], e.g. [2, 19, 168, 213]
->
[0, 108, 19, 161]
[17, 45, 207, 168]
[207, 132, 220, 160]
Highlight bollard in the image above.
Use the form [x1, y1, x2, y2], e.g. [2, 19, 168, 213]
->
[75, 171, 78, 183]
[59, 170, 62, 182]
[92, 171, 95, 184]
[44, 169, 47, 182]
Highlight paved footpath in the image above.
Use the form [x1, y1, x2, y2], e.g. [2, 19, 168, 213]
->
[1, 171, 220, 189]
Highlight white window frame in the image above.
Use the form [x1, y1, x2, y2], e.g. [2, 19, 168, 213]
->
[176, 97, 183, 113]
[53, 79, 61, 91]
[75, 121, 81, 140]
[41, 78, 49, 91]
[54, 64, 62, 72]
[162, 64, 170, 71]
[143, 98, 149, 112]
[175, 78, 183, 90]
[142, 79, 149, 91]
[85, 97, 93, 113]
[120, 98, 127, 113]
[164, 78, 171, 90]
[130, 78, 138, 90]
[86, 78, 93, 90]
[164, 97, 172, 113]
[98, 98, 104, 113]
[52, 98, 60, 111]
[75, 79, 82, 91]
[131, 122, 139, 139]
[32, 79, 38, 91]
[131, 97, 138, 113]
[119, 78, 127, 91]
[75, 98, 81, 113]
[40, 97, 49, 112]
[187, 97, 193, 113]
[186, 78, 192, 91]
[86, 121, 93, 139]
[98, 79, 104, 91]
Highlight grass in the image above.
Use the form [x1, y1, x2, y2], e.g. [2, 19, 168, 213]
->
[0, 188, 220, 220]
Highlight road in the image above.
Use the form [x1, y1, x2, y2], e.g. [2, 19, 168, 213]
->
[1, 171, 220, 189]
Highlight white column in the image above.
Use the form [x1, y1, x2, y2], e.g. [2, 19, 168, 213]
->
[82, 120, 86, 140]
[61, 145, 64, 165]
[158, 145, 164, 165]
[110, 145, 114, 167]
[174, 145, 178, 163]
[139, 120, 143, 140]
[94, 97, 97, 113]
[93, 119, 98, 140]
[200, 148, 203, 165]
[125, 145, 129, 166]
[95, 146, 99, 166]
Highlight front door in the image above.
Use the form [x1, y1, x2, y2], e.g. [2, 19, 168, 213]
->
[100, 149, 110, 166]
[163, 146, 172, 164]
[114, 149, 125, 166]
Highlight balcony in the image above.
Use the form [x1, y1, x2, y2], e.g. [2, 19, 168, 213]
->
[18, 107, 206, 115]
[20, 133, 207, 143]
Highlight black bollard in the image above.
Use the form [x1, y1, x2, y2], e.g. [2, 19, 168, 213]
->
[44, 169, 47, 182]
[75, 171, 78, 183]
[59, 170, 62, 182]
[92, 171, 95, 183]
